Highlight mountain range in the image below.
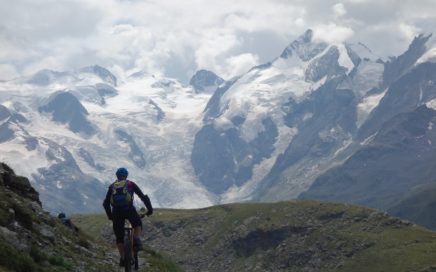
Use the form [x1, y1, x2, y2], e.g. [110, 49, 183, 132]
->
[1, 29, 436, 230]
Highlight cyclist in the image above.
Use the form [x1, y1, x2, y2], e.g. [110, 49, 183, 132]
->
[57, 212, 79, 233]
[103, 167, 153, 266]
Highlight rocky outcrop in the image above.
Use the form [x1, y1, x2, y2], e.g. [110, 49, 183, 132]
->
[38, 91, 96, 136]
[382, 34, 432, 87]
[0, 162, 115, 272]
[79, 65, 118, 86]
[0, 163, 41, 205]
[189, 70, 224, 94]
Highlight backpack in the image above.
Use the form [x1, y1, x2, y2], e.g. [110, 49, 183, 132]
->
[110, 180, 133, 208]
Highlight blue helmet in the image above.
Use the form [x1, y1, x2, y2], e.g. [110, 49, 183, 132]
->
[116, 167, 128, 179]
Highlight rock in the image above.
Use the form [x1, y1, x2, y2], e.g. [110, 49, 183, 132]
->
[39, 224, 55, 241]
[0, 163, 41, 205]
[0, 225, 17, 240]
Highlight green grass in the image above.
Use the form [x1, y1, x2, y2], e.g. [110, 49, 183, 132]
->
[144, 248, 185, 272]
[71, 213, 109, 240]
[73, 201, 436, 272]
[338, 227, 436, 272]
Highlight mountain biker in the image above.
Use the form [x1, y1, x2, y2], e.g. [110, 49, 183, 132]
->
[57, 212, 79, 233]
[102, 167, 153, 266]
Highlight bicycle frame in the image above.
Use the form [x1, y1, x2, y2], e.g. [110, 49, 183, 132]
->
[123, 221, 139, 271]
[122, 210, 147, 271]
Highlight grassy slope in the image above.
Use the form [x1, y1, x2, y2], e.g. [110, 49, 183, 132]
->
[74, 201, 436, 272]
[388, 183, 436, 230]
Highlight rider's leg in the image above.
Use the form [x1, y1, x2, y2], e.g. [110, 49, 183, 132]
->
[128, 208, 143, 250]
[112, 211, 125, 258]
[117, 242, 124, 256]
[133, 226, 141, 237]
[132, 226, 143, 251]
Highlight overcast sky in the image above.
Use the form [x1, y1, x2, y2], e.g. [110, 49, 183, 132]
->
[1, 0, 436, 82]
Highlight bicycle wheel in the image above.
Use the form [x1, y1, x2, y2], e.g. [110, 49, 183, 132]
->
[124, 238, 132, 272]
[134, 251, 139, 271]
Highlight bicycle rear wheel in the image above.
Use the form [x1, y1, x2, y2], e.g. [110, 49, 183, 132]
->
[134, 251, 139, 270]
[124, 239, 132, 272]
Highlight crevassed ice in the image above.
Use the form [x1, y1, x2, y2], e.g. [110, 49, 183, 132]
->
[356, 89, 387, 128]
[216, 54, 321, 141]
[221, 126, 298, 203]
[426, 98, 436, 110]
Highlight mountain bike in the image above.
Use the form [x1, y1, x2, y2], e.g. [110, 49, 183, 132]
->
[123, 221, 137, 272]
[123, 212, 147, 271]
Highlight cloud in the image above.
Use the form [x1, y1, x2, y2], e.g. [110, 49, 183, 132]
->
[0, 64, 18, 80]
[313, 23, 354, 44]
[222, 53, 260, 79]
[332, 3, 347, 17]
[1, 0, 436, 82]
[399, 23, 422, 41]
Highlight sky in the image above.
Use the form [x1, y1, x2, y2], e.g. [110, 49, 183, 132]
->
[0, 0, 436, 83]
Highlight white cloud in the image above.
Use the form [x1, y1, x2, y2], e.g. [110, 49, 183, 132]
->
[0, 64, 18, 80]
[295, 17, 305, 27]
[313, 23, 354, 44]
[345, 0, 384, 3]
[1, 0, 436, 82]
[222, 53, 260, 79]
[399, 23, 422, 41]
[332, 3, 347, 17]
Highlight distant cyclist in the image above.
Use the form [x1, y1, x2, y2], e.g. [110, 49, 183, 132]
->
[103, 167, 153, 266]
[57, 212, 79, 233]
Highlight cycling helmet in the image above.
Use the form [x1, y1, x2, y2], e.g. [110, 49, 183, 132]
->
[58, 212, 66, 219]
[116, 167, 128, 179]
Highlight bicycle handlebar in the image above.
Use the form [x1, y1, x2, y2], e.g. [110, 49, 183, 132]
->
[138, 208, 148, 218]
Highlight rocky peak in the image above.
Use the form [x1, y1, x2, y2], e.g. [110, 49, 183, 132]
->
[190, 69, 225, 94]
[38, 91, 95, 135]
[0, 105, 10, 121]
[280, 29, 329, 61]
[383, 33, 432, 87]
[27, 69, 68, 86]
[79, 65, 117, 86]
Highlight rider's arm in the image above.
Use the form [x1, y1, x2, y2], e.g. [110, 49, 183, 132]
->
[132, 182, 153, 215]
[102, 187, 113, 220]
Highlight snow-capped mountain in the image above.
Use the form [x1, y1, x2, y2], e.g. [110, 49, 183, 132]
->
[1, 30, 436, 218]
[192, 29, 386, 202]
[0, 65, 217, 213]
[192, 29, 436, 216]
[301, 35, 436, 215]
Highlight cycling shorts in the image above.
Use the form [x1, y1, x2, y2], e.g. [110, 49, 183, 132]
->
[112, 206, 142, 243]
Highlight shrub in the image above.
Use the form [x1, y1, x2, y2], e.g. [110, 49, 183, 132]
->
[0, 241, 40, 272]
[49, 255, 72, 270]
[30, 246, 48, 264]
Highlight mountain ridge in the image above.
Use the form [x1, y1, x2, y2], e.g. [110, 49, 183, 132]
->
[1, 30, 436, 221]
